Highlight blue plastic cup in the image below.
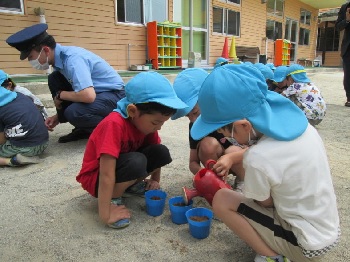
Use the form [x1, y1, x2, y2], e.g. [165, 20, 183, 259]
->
[185, 207, 213, 239]
[168, 196, 193, 225]
[145, 190, 167, 217]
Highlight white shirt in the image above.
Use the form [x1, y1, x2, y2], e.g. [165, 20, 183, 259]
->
[243, 125, 339, 251]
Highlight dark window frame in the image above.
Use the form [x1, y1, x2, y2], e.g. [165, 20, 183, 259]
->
[298, 28, 310, 45]
[213, 6, 240, 36]
[300, 9, 311, 25]
[317, 24, 339, 52]
[267, 0, 284, 17]
[0, 0, 24, 14]
[116, 0, 144, 24]
[266, 19, 282, 40]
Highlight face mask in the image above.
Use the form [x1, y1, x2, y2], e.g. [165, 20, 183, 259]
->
[248, 128, 258, 146]
[224, 128, 241, 147]
[29, 48, 49, 70]
[225, 127, 258, 147]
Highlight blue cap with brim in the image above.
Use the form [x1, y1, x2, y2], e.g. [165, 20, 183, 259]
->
[253, 63, 274, 80]
[6, 23, 49, 60]
[0, 69, 8, 86]
[272, 65, 288, 83]
[115, 71, 188, 118]
[266, 63, 276, 70]
[0, 70, 17, 106]
[286, 64, 310, 83]
[214, 57, 229, 68]
[190, 64, 308, 141]
[171, 68, 208, 120]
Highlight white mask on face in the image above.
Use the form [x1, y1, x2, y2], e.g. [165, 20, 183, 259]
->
[29, 48, 49, 70]
[248, 128, 258, 146]
[225, 126, 258, 147]
[224, 127, 241, 147]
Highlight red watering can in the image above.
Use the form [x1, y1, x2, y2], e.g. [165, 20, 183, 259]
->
[182, 159, 232, 206]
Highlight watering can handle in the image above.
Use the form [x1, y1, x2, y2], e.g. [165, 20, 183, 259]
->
[205, 159, 217, 169]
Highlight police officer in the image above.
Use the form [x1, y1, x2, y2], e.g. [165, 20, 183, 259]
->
[336, 2, 350, 107]
[6, 24, 126, 143]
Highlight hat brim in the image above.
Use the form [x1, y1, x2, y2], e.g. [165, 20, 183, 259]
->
[291, 74, 310, 83]
[20, 50, 31, 60]
[116, 96, 188, 119]
[171, 96, 197, 120]
[191, 91, 308, 141]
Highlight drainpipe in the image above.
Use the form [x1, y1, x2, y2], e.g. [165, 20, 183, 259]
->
[34, 7, 52, 74]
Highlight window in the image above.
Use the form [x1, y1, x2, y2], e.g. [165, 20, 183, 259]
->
[267, 0, 284, 17]
[300, 9, 311, 25]
[213, 7, 240, 36]
[299, 28, 310, 45]
[221, 0, 241, 4]
[266, 20, 282, 40]
[116, 0, 167, 24]
[317, 25, 339, 51]
[0, 0, 24, 14]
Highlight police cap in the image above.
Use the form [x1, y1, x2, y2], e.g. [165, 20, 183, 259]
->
[6, 23, 49, 60]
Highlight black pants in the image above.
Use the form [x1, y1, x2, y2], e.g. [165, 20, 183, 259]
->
[94, 144, 172, 197]
[48, 71, 125, 132]
[342, 49, 350, 101]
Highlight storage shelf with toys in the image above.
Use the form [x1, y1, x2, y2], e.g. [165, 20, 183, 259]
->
[147, 21, 182, 70]
[274, 39, 291, 66]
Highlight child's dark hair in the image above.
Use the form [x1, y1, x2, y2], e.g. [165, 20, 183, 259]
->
[135, 102, 176, 116]
[1, 77, 16, 89]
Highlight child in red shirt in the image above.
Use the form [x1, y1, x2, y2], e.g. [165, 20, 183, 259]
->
[76, 71, 187, 229]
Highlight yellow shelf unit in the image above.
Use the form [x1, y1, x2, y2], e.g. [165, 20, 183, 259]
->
[274, 39, 291, 66]
[147, 21, 182, 70]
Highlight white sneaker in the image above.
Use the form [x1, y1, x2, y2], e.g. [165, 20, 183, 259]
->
[10, 154, 40, 166]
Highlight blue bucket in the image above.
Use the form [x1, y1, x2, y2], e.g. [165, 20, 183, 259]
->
[185, 207, 213, 239]
[145, 190, 167, 217]
[168, 196, 193, 225]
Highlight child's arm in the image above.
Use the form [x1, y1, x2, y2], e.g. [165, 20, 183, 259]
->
[213, 148, 248, 177]
[0, 132, 6, 145]
[145, 168, 161, 190]
[189, 148, 201, 175]
[98, 154, 118, 223]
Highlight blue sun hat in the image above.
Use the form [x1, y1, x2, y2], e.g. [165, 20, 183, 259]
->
[286, 64, 311, 83]
[115, 71, 188, 118]
[214, 57, 229, 68]
[253, 63, 274, 80]
[272, 65, 288, 83]
[0, 70, 17, 106]
[266, 63, 276, 71]
[171, 68, 209, 120]
[190, 64, 308, 141]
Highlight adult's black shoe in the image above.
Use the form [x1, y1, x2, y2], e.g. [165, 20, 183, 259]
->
[58, 128, 91, 143]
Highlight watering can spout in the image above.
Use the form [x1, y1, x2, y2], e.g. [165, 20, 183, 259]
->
[182, 160, 232, 206]
[183, 187, 199, 205]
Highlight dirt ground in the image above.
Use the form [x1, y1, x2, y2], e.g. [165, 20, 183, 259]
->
[0, 70, 349, 262]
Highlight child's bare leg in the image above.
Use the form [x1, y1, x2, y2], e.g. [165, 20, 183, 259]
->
[0, 157, 11, 166]
[212, 189, 278, 256]
[112, 180, 137, 198]
[198, 137, 224, 164]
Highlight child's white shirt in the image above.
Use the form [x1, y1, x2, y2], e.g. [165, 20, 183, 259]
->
[243, 125, 339, 251]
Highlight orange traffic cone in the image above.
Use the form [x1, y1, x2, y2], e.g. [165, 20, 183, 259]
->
[221, 37, 229, 59]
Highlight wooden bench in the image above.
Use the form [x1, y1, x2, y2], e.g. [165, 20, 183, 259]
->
[236, 46, 260, 63]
